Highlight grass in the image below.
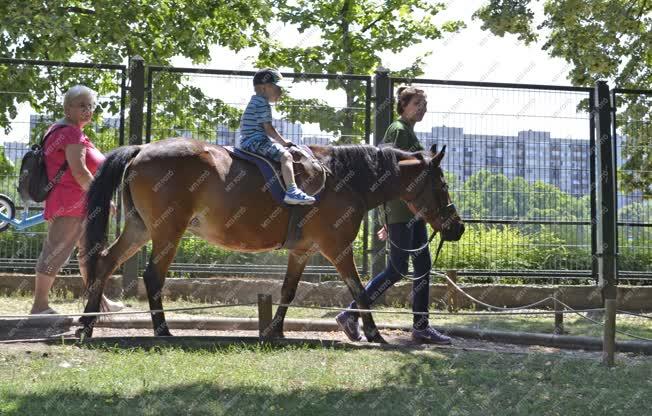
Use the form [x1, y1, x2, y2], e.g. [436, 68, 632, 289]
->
[2, 294, 652, 341]
[0, 343, 651, 415]
[1, 294, 651, 414]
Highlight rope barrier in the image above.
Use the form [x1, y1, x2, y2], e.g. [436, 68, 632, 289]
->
[1, 272, 650, 342]
[273, 303, 605, 316]
[617, 310, 652, 320]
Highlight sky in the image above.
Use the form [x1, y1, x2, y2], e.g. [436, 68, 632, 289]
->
[2, 1, 588, 145]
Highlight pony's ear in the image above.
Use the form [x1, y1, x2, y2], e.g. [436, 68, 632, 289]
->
[432, 145, 446, 165]
[430, 143, 437, 154]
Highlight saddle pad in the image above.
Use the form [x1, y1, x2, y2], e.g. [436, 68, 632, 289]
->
[223, 145, 323, 206]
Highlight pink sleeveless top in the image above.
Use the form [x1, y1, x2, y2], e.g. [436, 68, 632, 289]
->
[42, 124, 105, 220]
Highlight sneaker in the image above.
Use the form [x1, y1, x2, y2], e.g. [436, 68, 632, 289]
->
[30, 307, 59, 315]
[284, 188, 316, 205]
[412, 327, 452, 345]
[335, 311, 362, 342]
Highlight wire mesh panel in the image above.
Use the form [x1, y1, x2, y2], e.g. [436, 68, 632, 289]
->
[613, 89, 652, 280]
[0, 59, 126, 273]
[144, 66, 371, 278]
[389, 78, 595, 281]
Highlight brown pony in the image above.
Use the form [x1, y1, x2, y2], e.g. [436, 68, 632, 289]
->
[80, 138, 464, 343]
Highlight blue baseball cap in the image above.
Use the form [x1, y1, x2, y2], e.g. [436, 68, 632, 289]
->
[253, 68, 290, 88]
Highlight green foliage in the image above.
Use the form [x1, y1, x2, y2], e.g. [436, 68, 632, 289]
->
[473, 0, 652, 197]
[473, 0, 537, 44]
[257, 0, 464, 144]
[0, 148, 14, 176]
[460, 169, 590, 221]
[0, 0, 273, 135]
[434, 223, 568, 271]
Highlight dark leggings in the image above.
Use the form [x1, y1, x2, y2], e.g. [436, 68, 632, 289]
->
[349, 220, 431, 330]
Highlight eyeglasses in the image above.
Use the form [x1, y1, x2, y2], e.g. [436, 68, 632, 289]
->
[75, 103, 96, 111]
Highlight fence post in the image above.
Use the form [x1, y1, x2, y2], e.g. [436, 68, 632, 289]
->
[258, 293, 273, 340]
[122, 56, 145, 298]
[445, 270, 459, 313]
[594, 80, 618, 366]
[361, 78, 373, 277]
[372, 67, 392, 279]
[553, 288, 564, 335]
[603, 298, 617, 366]
[589, 93, 598, 283]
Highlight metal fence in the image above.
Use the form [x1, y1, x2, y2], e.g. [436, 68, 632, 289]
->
[377, 73, 651, 284]
[0, 57, 649, 285]
[613, 88, 652, 280]
[382, 76, 598, 283]
[139, 64, 372, 280]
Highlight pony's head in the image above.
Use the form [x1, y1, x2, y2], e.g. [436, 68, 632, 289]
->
[403, 144, 465, 241]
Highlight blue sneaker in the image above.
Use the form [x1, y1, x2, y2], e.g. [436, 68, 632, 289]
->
[284, 187, 316, 205]
[412, 327, 452, 345]
[335, 311, 362, 342]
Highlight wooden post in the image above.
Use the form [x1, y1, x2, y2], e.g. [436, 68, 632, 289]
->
[553, 289, 564, 335]
[603, 298, 617, 366]
[446, 270, 459, 313]
[257, 293, 273, 340]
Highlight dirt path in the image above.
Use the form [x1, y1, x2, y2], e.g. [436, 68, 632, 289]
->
[1, 324, 630, 362]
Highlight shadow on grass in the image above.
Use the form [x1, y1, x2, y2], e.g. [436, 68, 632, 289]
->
[2, 349, 651, 416]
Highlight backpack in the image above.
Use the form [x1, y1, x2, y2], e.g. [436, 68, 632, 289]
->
[18, 124, 69, 203]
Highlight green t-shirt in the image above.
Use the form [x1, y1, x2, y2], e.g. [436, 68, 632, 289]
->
[381, 119, 424, 224]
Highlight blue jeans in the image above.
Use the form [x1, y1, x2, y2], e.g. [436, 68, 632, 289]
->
[240, 138, 286, 162]
[348, 220, 432, 330]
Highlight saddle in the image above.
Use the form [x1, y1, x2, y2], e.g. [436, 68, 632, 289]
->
[223, 144, 328, 250]
[223, 144, 327, 206]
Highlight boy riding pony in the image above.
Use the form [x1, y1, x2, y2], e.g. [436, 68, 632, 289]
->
[238, 68, 315, 205]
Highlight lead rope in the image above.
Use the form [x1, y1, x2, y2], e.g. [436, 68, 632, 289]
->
[380, 203, 442, 281]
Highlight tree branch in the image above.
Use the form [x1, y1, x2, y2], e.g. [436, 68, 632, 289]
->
[60, 7, 96, 15]
[361, 10, 390, 33]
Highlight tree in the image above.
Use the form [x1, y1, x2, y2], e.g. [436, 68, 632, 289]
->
[256, 0, 464, 144]
[472, 0, 652, 197]
[0, 147, 14, 176]
[0, 0, 273, 140]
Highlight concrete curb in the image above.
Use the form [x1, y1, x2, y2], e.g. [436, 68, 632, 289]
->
[2, 273, 651, 311]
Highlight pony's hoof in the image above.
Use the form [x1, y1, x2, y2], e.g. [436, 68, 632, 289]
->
[75, 327, 93, 339]
[268, 330, 285, 339]
[365, 331, 387, 344]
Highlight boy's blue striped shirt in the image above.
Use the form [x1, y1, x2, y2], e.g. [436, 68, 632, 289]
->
[240, 94, 272, 146]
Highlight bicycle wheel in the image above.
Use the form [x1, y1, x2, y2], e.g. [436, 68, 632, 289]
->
[0, 194, 16, 232]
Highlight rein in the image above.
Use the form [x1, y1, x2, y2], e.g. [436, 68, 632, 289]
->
[381, 203, 444, 281]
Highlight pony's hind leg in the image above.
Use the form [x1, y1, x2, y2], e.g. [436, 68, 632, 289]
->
[267, 249, 311, 339]
[322, 244, 386, 344]
[78, 214, 150, 338]
[142, 227, 186, 336]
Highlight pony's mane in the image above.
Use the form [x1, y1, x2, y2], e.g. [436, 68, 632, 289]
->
[327, 144, 424, 194]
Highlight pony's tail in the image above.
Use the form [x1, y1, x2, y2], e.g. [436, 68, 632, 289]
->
[84, 145, 142, 291]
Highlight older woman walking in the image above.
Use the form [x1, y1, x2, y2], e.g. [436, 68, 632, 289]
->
[30, 85, 123, 314]
[336, 86, 452, 344]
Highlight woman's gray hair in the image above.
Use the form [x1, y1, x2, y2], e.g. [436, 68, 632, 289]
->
[63, 85, 97, 108]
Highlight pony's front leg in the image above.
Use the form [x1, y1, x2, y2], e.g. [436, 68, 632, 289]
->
[267, 249, 311, 339]
[323, 244, 386, 344]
